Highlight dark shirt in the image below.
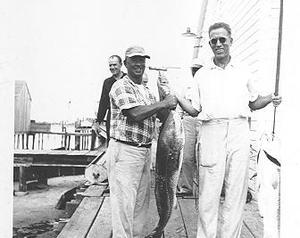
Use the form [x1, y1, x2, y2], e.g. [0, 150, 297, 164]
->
[96, 72, 126, 141]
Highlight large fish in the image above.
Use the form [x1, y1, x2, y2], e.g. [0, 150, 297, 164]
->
[146, 109, 184, 238]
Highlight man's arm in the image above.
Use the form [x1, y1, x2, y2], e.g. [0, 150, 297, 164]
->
[249, 94, 282, 111]
[177, 94, 201, 117]
[123, 94, 177, 122]
[96, 80, 110, 123]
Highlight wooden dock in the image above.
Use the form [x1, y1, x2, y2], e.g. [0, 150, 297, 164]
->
[14, 149, 103, 167]
[13, 125, 107, 193]
[14, 147, 106, 192]
[57, 170, 263, 238]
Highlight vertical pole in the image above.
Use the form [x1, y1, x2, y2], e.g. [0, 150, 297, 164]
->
[21, 134, 25, 149]
[41, 134, 44, 150]
[37, 167, 48, 186]
[38, 133, 41, 149]
[19, 166, 27, 192]
[32, 134, 35, 150]
[192, 0, 209, 59]
[26, 133, 29, 149]
[17, 134, 20, 149]
[272, 0, 283, 138]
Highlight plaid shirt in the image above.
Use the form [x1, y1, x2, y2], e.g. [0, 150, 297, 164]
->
[109, 75, 157, 144]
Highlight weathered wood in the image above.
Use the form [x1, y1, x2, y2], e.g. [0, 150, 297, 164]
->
[21, 134, 25, 149]
[243, 201, 263, 237]
[14, 149, 100, 167]
[177, 198, 198, 237]
[164, 198, 188, 238]
[57, 196, 105, 238]
[19, 166, 27, 192]
[241, 224, 256, 238]
[145, 194, 187, 237]
[17, 134, 20, 149]
[78, 185, 107, 197]
[41, 133, 44, 150]
[87, 197, 112, 238]
[32, 134, 35, 149]
[26, 134, 29, 149]
[36, 166, 48, 185]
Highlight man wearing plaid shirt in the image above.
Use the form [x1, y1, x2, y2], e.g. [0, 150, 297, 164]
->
[106, 46, 177, 238]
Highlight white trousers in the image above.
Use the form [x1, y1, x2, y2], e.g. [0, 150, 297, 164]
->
[107, 140, 151, 238]
[178, 116, 201, 192]
[197, 118, 250, 238]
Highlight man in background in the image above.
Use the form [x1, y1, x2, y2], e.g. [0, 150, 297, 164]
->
[91, 55, 126, 149]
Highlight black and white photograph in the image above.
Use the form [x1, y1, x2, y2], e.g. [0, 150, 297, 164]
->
[1, 0, 299, 237]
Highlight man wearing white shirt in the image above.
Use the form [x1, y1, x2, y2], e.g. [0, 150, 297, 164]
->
[177, 22, 282, 238]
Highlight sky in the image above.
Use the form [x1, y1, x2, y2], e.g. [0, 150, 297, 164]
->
[7, 0, 203, 122]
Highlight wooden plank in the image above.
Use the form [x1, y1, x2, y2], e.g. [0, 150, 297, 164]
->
[177, 198, 198, 237]
[14, 149, 91, 156]
[14, 156, 33, 165]
[57, 196, 105, 238]
[67, 151, 91, 156]
[14, 156, 90, 167]
[19, 166, 27, 192]
[164, 198, 188, 237]
[14, 163, 87, 167]
[145, 194, 187, 237]
[241, 223, 256, 238]
[87, 197, 112, 238]
[79, 185, 107, 197]
[14, 150, 97, 167]
[243, 201, 263, 237]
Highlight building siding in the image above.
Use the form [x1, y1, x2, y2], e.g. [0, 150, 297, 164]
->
[15, 81, 32, 133]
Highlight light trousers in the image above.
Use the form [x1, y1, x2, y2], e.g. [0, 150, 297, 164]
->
[178, 116, 201, 192]
[197, 118, 250, 238]
[107, 140, 151, 238]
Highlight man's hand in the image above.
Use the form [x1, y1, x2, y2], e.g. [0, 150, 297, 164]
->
[92, 121, 101, 136]
[157, 72, 171, 98]
[162, 94, 178, 110]
[272, 94, 282, 107]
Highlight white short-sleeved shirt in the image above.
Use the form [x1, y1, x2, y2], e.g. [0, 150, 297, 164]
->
[189, 58, 259, 121]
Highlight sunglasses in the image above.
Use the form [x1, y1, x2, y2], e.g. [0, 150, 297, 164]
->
[209, 37, 228, 45]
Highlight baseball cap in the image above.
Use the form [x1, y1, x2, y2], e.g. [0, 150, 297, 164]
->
[125, 46, 150, 59]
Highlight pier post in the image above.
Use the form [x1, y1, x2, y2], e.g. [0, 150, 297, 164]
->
[19, 166, 27, 192]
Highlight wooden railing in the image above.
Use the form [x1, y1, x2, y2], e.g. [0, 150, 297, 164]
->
[14, 130, 93, 151]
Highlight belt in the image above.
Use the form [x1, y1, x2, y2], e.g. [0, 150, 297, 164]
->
[114, 139, 152, 148]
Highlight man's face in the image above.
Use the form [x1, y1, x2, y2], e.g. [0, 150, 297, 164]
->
[108, 57, 122, 77]
[125, 56, 146, 78]
[209, 27, 232, 60]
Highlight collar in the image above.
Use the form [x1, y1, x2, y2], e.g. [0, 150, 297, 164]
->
[208, 57, 235, 70]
